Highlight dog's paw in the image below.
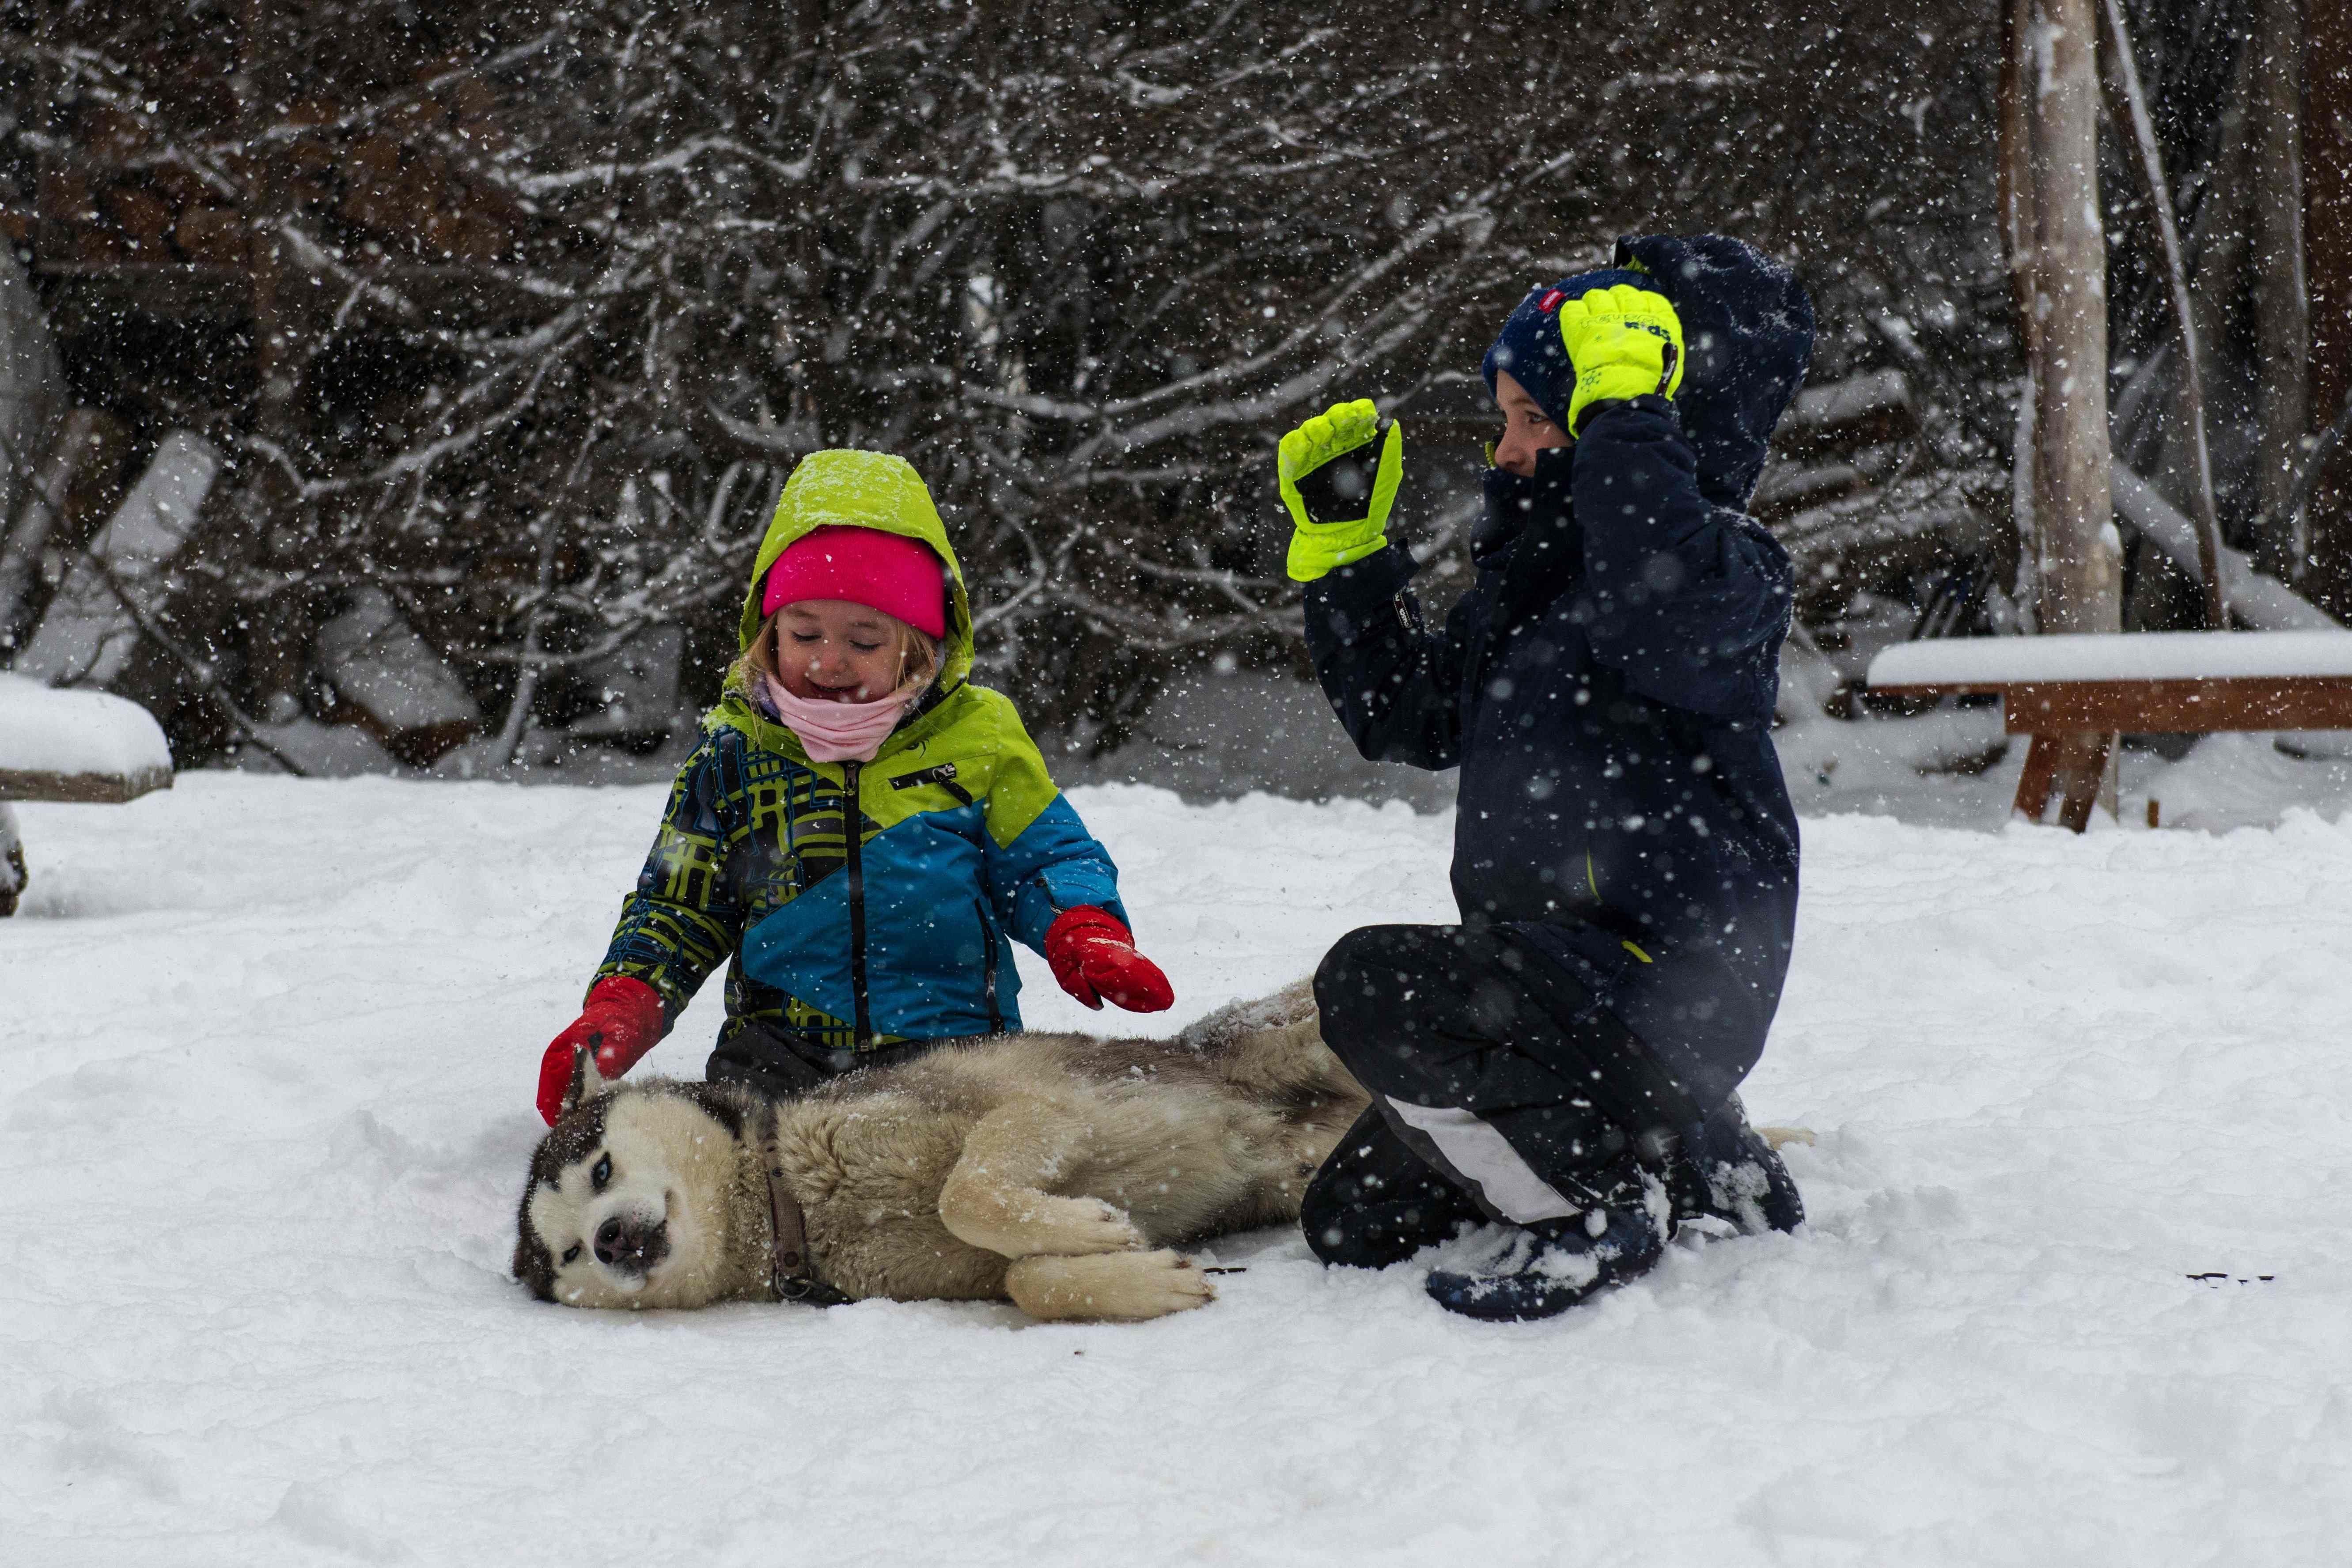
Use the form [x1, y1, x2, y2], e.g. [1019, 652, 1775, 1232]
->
[939, 1179, 1146, 1258]
[1026, 1195, 1147, 1256]
[1004, 1249, 1216, 1322]
[1110, 1250, 1217, 1318]
[1110, 1250, 1216, 1321]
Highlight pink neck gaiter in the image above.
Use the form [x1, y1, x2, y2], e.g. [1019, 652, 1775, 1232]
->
[761, 671, 929, 763]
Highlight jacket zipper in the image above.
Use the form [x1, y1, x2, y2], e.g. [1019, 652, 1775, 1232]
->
[843, 760, 871, 1049]
[973, 898, 1004, 1034]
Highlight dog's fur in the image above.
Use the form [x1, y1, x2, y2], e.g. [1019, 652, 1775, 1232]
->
[513, 982, 1369, 1322]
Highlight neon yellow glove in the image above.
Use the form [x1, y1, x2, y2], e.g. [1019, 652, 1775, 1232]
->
[1555, 284, 1685, 436]
[1278, 399, 1403, 583]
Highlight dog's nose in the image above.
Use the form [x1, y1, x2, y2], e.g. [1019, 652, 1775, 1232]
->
[592, 1214, 668, 1273]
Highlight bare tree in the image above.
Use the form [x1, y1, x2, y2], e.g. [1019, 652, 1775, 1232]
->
[2008, 0, 2117, 637]
[2102, 0, 2222, 627]
[2249, 0, 2310, 577]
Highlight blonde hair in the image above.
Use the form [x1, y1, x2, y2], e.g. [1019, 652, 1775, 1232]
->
[735, 607, 942, 698]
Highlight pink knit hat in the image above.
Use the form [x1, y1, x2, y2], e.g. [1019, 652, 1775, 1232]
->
[759, 526, 948, 639]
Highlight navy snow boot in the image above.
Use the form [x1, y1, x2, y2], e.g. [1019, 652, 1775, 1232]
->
[1424, 1171, 1668, 1322]
[1303, 1107, 1485, 1269]
[1666, 1093, 1803, 1236]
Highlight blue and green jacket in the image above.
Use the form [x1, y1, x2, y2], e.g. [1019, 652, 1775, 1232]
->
[594, 450, 1126, 1054]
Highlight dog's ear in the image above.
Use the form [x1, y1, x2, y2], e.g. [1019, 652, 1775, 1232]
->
[677, 1079, 751, 1140]
[513, 1182, 558, 1300]
[562, 1043, 595, 1115]
[562, 1043, 633, 1114]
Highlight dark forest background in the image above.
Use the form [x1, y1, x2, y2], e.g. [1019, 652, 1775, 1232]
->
[0, 0, 2340, 773]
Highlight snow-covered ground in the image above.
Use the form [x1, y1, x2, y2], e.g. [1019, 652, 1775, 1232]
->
[8, 775, 2351, 1564]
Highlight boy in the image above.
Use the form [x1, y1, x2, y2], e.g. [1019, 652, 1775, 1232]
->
[1279, 235, 1813, 1320]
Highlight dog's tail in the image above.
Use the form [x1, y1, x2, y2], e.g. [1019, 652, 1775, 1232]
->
[1178, 979, 1368, 1121]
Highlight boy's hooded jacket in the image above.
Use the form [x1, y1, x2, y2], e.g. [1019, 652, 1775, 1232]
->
[1304, 235, 1811, 1110]
[595, 451, 1126, 1054]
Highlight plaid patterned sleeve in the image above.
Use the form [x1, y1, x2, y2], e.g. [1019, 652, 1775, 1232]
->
[591, 736, 745, 1018]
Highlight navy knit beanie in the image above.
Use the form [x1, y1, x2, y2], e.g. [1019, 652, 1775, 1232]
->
[1478, 268, 1649, 431]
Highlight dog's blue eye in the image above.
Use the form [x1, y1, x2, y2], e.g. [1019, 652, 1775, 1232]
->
[591, 1154, 612, 1193]
[561, 1245, 582, 1265]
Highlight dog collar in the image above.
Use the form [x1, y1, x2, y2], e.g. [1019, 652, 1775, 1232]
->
[764, 1152, 850, 1307]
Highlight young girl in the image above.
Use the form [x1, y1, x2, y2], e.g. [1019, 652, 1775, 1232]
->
[535, 448, 1171, 1123]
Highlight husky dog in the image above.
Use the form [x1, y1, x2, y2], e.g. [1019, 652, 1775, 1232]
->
[513, 982, 1369, 1322]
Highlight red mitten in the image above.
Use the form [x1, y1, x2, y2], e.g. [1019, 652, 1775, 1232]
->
[536, 975, 666, 1125]
[1044, 906, 1174, 1013]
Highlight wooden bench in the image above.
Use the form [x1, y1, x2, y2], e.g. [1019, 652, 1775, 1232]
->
[0, 674, 173, 915]
[1865, 630, 2352, 832]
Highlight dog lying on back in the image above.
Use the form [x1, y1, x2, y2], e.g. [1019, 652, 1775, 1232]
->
[513, 982, 1369, 1322]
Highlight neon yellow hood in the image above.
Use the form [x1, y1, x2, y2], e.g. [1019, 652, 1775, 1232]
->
[735, 449, 974, 692]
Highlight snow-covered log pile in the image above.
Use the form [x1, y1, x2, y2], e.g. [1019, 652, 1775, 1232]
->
[1762, 369, 2008, 596]
[565, 627, 683, 751]
[1753, 370, 2011, 697]
[2109, 466, 2341, 633]
[310, 589, 482, 767]
[13, 432, 220, 688]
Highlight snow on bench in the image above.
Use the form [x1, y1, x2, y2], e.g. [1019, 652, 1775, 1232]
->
[1866, 630, 2352, 731]
[1867, 631, 2352, 831]
[1868, 629, 2352, 688]
[0, 672, 173, 802]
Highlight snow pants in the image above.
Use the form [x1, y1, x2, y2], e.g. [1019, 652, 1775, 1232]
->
[705, 1019, 937, 1100]
[1303, 922, 1704, 1265]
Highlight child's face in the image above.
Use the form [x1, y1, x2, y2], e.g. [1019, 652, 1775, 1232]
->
[771, 600, 910, 702]
[1492, 370, 1570, 477]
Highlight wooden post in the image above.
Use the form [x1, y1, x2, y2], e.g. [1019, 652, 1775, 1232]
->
[2012, 728, 2116, 832]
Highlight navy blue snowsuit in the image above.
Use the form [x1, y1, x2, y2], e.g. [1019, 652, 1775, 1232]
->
[1301, 235, 1813, 1245]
